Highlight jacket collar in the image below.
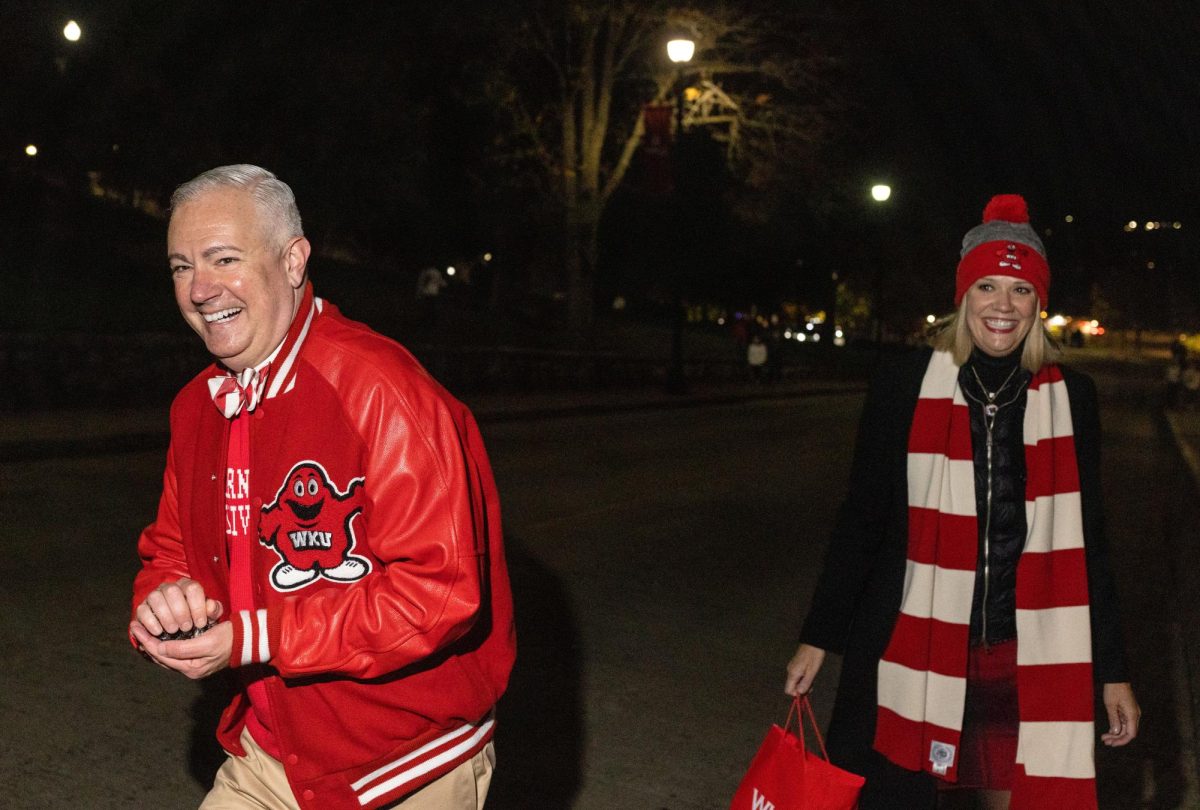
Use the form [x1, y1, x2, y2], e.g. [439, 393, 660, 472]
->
[260, 281, 322, 403]
[208, 282, 322, 405]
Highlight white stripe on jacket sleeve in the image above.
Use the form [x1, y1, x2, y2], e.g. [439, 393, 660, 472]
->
[238, 609, 270, 666]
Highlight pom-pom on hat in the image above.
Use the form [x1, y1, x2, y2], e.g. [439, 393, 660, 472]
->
[955, 194, 1050, 307]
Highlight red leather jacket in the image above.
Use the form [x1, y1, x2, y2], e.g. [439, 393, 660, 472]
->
[132, 287, 516, 809]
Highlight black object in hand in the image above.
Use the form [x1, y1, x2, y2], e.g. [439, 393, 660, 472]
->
[156, 623, 211, 642]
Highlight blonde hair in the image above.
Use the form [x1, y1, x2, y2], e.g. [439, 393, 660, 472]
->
[929, 296, 1060, 372]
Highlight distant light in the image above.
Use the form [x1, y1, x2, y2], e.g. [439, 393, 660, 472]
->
[784, 330, 793, 339]
[666, 38, 695, 64]
[811, 333, 821, 342]
[926, 314, 936, 324]
[482, 252, 493, 262]
[870, 184, 891, 202]
[717, 317, 725, 326]
[24, 144, 37, 157]
[63, 20, 81, 41]
[805, 322, 814, 331]
[1040, 310, 1048, 319]
[1065, 214, 1074, 223]
[1175, 222, 1183, 230]
[1124, 221, 1136, 232]
[446, 266, 456, 276]
[1147, 261, 1156, 270]
[1047, 314, 1069, 328]
[834, 329, 844, 339]
[1090, 320, 1099, 327]
[1145, 222, 1155, 231]
[1044, 228, 1053, 237]
[796, 333, 807, 342]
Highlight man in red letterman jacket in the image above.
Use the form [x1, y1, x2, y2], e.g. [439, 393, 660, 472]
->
[129, 164, 515, 810]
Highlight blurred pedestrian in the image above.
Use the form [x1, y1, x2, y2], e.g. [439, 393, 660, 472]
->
[747, 334, 768, 382]
[1172, 335, 1188, 366]
[1166, 356, 1185, 410]
[1183, 359, 1200, 410]
[129, 165, 514, 810]
[784, 194, 1138, 809]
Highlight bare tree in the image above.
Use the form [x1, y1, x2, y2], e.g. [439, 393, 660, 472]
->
[490, 1, 841, 331]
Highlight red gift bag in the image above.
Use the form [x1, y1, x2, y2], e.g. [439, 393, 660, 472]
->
[730, 695, 865, 810]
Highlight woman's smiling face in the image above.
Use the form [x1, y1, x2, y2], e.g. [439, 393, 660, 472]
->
[963, 275, 1039, 357]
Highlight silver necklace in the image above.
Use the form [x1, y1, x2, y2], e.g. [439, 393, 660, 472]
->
[969, 364, 1020, 418]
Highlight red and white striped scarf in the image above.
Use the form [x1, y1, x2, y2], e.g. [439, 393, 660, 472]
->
[874, 349, 1097, 808]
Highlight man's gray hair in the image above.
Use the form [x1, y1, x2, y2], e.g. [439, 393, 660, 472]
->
[170, 164, 303, 248]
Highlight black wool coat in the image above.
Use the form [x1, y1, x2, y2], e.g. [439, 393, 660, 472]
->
[799, 346, 1129, 807]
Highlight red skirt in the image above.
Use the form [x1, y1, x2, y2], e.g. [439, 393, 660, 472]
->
[939, 639, 1019, 792]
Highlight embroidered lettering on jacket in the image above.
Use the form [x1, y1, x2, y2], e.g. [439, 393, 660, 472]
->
[259, 460, 370, 591]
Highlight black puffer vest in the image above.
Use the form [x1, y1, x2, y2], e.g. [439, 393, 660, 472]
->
[959, 349, 1031, 646]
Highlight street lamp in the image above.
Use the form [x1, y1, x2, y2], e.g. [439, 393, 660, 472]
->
[667, 38, 695, 64]
[63, 20, 82, 42]
[665, 37, 694, 395]
[869, 182, 892, 348]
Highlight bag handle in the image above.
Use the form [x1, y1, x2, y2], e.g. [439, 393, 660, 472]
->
[784, 694, 831, 763]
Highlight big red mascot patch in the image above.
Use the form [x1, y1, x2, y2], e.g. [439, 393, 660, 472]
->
[259, 460, 370, 591]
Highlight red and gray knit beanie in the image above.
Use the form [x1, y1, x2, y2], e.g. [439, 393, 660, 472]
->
[954, 194, 1049, 307]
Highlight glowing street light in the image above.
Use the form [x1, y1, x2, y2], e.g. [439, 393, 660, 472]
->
[63, 20, 82, 42]
[24, 144, 38, 157]
[870, 184, 892, 202]
[665, 35, 696, 396]
[667, 38, 695, 64]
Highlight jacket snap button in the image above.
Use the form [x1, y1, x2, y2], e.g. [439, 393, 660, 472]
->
[302, 788, 315, 800]
[287, 754, 300, 765]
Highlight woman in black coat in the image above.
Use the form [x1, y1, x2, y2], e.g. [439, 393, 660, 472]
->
[784, 196, 1139, 810]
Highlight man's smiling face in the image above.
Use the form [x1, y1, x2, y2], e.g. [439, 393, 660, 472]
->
[168, 187, 308, 372]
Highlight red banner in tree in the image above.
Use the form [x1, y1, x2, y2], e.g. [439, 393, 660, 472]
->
[639, 103, 674, 197]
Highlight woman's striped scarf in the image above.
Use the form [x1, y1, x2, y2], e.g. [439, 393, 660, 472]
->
[873, 349, 1097, 808]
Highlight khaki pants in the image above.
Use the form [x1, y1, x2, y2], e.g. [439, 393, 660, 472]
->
[200, 728, 495, 809]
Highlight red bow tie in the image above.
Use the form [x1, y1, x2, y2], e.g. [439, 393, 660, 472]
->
[207, 365, 268, 419]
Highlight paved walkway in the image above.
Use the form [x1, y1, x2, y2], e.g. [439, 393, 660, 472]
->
[0, 379, 865, 461]
[1160, 408, 1200, 807]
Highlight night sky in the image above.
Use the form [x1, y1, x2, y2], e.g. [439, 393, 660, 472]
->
[3, 1, 1199, 326]
[851, 1, 1200, 311]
